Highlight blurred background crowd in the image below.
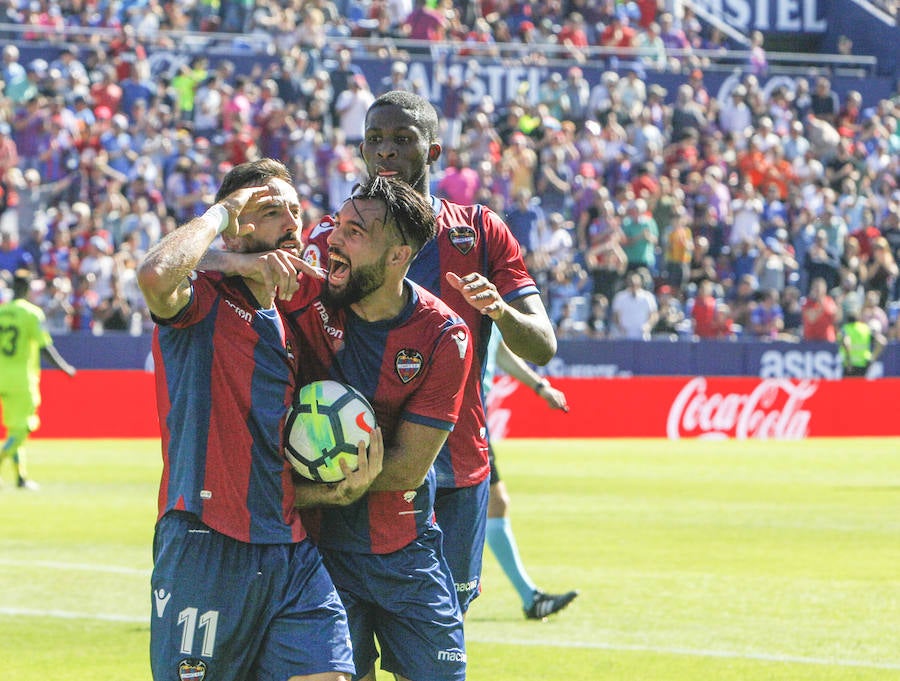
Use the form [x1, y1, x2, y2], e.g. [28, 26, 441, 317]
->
[0, 0, 898, 345]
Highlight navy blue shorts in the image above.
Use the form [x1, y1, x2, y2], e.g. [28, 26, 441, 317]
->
[321, 526, 466, 681]
[150, 511, 354, 681]
[433, 478, 489, 612]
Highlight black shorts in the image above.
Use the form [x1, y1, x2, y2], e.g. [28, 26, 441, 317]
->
[844, 364, 869, 377]
[488, 443, 501, 484]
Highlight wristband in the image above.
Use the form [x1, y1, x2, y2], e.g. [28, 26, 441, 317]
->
[534, 379, 549, 394]
[207, 204, 230, 235]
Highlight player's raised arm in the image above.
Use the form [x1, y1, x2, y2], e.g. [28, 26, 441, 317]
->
[138, 186, 267, 319]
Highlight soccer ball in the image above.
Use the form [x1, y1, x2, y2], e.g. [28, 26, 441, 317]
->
[284, 380, 377, 483]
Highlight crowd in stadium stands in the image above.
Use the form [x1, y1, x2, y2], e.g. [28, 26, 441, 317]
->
[0, 1, 898, 346]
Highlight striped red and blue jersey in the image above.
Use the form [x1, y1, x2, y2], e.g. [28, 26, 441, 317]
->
[280, 278, 472, 554]
[152, 271, 306, 545]
[303, 197, 537, 489]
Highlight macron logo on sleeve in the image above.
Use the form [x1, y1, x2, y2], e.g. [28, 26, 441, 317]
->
[451, 330, 468, 359]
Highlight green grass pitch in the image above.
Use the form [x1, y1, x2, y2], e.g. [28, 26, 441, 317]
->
[1, 437, 899, 680]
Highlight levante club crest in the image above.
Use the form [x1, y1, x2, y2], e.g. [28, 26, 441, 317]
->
[178, 659, 207, 681]
[447, 225, 476, 254]
[395, 349, 423, 383]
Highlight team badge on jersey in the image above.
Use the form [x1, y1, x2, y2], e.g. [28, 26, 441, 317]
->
[447, 226, 476, 254]
[395, 349, 424, 383]
[178, 659, 207, 681]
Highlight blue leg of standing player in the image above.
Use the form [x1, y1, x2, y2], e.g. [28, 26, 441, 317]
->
[486, 480, 537, 606]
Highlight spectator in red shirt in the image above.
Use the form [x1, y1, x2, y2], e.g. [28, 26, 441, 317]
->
[760, 146, 796, 200]
[836, 90, 863, 137]
[635, 0, 661, 29]
[89, 66, 123, 116]
[630, 161, 660, 202]
[401, 0, 446, 42]
[222, 120, 258, 167]
[692, 282, 737, 339]
[801, 276, 839, 341]
[598, 15, 637, 62]
[558, 12, 590, 62]
[737, 135, 770, 190]
[691, 279, 718, 338]
[850, 207, 882, 262]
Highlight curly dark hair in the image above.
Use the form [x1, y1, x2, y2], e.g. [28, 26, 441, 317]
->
[352, 174, 436, 253]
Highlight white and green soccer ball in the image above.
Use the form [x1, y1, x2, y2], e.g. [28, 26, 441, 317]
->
[284, 380, 376, 482]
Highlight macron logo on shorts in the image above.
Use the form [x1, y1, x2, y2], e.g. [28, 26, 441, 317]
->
[154, 588, 171, 617]
[437, 650, 467, 663]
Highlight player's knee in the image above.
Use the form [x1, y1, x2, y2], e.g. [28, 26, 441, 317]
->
[2, 428, 28, 455]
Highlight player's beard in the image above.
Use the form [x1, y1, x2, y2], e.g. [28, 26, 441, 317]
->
[322, 251, 388, 308]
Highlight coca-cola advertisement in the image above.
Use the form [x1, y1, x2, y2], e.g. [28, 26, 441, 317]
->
[665, 378, 817, 440]
[488, 376, 900, 440]
[17, 372, 900, 440]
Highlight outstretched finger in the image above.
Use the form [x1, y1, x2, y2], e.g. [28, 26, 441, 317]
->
[444, 271, 464, 290]
[294, 257, 327, 280]
[366, 426, 384, 479]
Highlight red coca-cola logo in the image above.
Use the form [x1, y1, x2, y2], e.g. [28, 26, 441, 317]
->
[667, 378, 818, 440]
[485, 376, 518, 442]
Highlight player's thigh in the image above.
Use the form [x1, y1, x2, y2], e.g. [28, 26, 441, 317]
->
[315, 567, 379, 681]
[257, 540, 355, 680]
[0, 390, 39, 433]
[433, 479, 489, 611]
[374, 530, 466, 681]
[151, 513, 354, 681]
[150, 512, 262, 681]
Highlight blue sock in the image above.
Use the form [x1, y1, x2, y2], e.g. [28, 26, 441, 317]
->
[486, 517, 537, 607]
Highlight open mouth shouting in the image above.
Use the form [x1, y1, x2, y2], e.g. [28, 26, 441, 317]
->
[328, 250, 351, 286]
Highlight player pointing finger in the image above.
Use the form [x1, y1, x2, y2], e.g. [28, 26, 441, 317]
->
[445, 271, 508, 320]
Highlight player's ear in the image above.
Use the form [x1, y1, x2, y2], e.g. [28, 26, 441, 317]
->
[390, 244, 412, 268]
[427, 143, 442, 164]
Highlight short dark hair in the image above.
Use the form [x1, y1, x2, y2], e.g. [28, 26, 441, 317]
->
[11, 268, 32, 298]
[215, 158, 292, 203]
[367, 90, 439, 144]
[352, 175, 436, 252]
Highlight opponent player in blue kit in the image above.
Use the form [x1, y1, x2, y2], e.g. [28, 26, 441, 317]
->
[282, 175, 471, 681]
[139, 158, 383, 681]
